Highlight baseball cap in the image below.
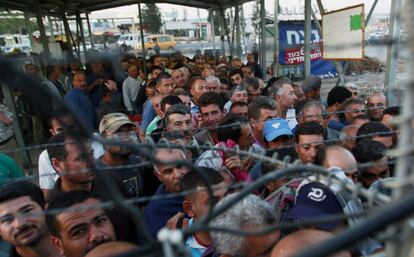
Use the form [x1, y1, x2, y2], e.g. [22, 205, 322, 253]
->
[99, 113, 135, 134]
[285, 182, 344, 230]
[263, 118, 293, 142]
[301, 75, 322, 93]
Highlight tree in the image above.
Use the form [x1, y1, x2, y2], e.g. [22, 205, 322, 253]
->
[0, 17, 38, 35]
[207, 11, 220, 36]
[141, 4, 162, 34]
[251, 0, 261, 35]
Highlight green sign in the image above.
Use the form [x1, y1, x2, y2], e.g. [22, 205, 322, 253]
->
[350, 14, 363, 31]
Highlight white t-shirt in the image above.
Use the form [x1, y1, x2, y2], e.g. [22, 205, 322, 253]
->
[38, 139, 105, 190]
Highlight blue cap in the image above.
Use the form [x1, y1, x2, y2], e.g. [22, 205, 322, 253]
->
[263, 118, 293, 142]
[285, 182, 343, 230]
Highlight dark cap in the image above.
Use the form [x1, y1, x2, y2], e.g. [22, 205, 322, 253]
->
[285, 182, 343, 230]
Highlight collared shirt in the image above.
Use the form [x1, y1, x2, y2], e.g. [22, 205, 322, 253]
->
[146, 116, 161, 135]
[141, 100, 156, 131]
[122, 76, 141, 112]
[190, 101, 199, 113]
[185, 219, 209, 257]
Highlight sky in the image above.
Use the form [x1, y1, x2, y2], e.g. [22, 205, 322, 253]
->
[90, 0, 391, 20]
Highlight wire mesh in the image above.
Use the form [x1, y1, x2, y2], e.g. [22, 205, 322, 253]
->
[0, 1, 412, 257]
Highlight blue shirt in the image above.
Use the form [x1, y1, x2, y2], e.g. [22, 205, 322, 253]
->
[86, 73, 111, 108]
[141, 100, 156, 131]
[328, 120, 346, 131]
[64, 88, 97, 133]
[144, 184, 184, 237]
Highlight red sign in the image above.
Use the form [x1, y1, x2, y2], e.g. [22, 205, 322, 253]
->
[284, 42, 323, 64]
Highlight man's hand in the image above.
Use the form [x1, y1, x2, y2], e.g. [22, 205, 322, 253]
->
[166, 211, 188, 230]
[105, 80, 117, 91]
[241, 157, 254, 172]
[224, 156, 242, 170]
[0, 113, 12, 125]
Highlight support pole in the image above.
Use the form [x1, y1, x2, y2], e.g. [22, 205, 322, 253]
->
[385, 3, 414, 257]
[210, 9, 216, 56]
[221, 8, 234, 58]
[61, 11, 74, 56]
[1, 84, 32, 169]
[86, 13, 95, 50]
[260, 0, 266, 74]
[34, 0, 50, 54]
[235, 5, 242, 57]
[240, 6, 247, 54]
[137, 2, 147, 79]
[76, 11, 87, 54]
[365, 0, 379, 26]
[273, 0, 279, 77]
[384, 0, 403, 106]
[219, 10, 226, 57]
[304, 0, 311, 77]
[23, 12, 34, 47]
[47, 16, 55, 39]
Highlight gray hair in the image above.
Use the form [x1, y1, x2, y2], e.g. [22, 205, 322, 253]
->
[205, 75, 220, 85]
[300, 100, 327, 117]
[229, 85, 247, 98]
[339, 125, 359, 141]
[210, 193, 278, 257]
[248, 96, 277, 120]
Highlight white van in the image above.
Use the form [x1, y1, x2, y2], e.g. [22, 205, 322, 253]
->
[117, 34, 140, 48]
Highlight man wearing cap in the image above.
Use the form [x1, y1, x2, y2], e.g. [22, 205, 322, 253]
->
[284, 182, 346, 231]
[301, 75, 321, 101]
[249, 118, 293, 181]
[95, 113, 144, 199]
[263, 118, 293, 149]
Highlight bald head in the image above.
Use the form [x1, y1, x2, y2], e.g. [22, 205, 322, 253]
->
[85, 241, 138, 257]
[271, 229, 351, 257]
[339, 125, 359, 150]
[323, 145, 357, 171]
[367, 92, 387, 121]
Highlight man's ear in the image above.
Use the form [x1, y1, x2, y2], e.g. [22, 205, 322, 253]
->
[249, 118, 256, 128]
[51, 158, 64, 175]
[183, 199, 194, 218]
[51, 236, 65, 256]
[153, 169, 162, 181]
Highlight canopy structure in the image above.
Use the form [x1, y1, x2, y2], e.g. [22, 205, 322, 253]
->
[0, 0, 252, 16]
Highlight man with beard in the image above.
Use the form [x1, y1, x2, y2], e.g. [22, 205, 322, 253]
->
[0, 181, 61, 257]
[46, 190, 116, 257]
[95, 113, 144, 199]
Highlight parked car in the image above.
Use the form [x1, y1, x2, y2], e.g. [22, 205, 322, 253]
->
[134, 34, 176, 52]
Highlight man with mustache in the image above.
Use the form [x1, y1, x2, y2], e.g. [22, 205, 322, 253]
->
[0, 181, 61, 257]
[46, 190, 116, 257]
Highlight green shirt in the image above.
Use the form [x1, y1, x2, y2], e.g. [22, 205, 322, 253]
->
[0, 153, 24, 186]
[146, 116, 161, 135]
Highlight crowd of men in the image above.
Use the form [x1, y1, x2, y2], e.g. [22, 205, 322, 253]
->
[0, 51, 399, 257]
